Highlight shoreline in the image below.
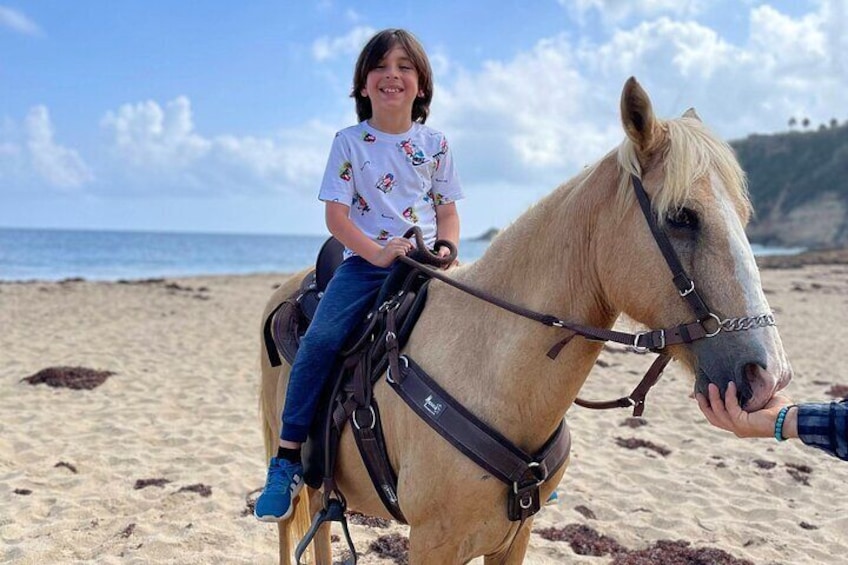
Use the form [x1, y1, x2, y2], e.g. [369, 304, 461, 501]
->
[3, 245, 847, 285]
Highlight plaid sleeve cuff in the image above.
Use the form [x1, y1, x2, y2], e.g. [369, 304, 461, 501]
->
[797, 401, 848, 461]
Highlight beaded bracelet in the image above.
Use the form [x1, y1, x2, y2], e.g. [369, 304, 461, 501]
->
[774, 405, 796, 442]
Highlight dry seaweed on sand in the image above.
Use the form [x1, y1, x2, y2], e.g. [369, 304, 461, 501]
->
[134, 478, 171, 490]
[369, 533, 409, 564]
[615, 437, 672, 456]
[611, 539, 754, 565]
[536, 523, 627, 556]
[21, 366, 115, 390]
[535, 525, 754, 564]
[176, 483, 212, 497]
[55, 461, 78, 473]
[347, 511, 392, 528]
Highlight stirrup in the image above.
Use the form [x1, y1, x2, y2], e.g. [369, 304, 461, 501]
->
[294, 498, 357, 564]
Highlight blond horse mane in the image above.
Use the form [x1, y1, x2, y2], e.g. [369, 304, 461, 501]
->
[615, 117, 751, 222]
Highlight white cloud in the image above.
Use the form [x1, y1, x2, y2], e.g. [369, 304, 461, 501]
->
[0, 6, 42, 36]
[99, 97, 336, 196]
[101, 97, 210, 169]
[0, 106, 92, 192]
[566, 0, 705, 24]
[312, 26, 375, 62]
[24, 106, 92, 189]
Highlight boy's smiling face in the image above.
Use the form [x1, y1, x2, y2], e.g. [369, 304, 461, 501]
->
[361, 45, 420, 126]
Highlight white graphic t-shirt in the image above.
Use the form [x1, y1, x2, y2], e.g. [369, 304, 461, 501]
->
[318, 121, 464, 259]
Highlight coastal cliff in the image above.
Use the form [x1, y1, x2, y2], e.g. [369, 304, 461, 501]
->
[733, 123, 848, 248]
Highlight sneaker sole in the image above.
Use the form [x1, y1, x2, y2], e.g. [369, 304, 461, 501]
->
[254, 480, 304, 523]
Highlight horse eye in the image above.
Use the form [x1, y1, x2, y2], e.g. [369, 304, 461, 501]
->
[667, 208, 699, 230]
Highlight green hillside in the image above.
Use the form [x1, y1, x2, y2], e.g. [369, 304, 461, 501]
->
[731, 123, 848, 212]
[727, 122, 848, 247]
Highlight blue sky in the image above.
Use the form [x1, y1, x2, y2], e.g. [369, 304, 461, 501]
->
[1, 1, 845, 236]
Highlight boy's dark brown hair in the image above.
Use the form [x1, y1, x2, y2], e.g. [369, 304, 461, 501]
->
[351, 29, 433, 124]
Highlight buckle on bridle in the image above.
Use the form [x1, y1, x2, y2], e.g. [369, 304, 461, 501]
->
[632, 330, 664, 353]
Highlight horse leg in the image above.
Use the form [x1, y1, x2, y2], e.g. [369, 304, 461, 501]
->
[306, 487, 333, 565]
[482, 522, 532, 565]
[277, 521, 291, 565]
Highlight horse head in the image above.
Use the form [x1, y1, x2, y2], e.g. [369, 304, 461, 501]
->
[596, 77, 792, 411]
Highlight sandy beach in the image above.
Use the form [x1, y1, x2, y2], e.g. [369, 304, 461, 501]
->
[2, 254, 848, 564]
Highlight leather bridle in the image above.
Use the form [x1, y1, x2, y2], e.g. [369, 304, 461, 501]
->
[397, 173, 776, 415]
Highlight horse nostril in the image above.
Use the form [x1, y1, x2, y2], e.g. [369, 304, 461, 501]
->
[739, 363, 764, 408]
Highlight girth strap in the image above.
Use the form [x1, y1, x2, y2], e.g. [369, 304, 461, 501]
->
[387, 354, 571, 521]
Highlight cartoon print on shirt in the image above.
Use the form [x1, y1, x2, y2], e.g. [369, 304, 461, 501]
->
[432, 138, 448, 171]
[402, 206, 419, 224]
[359, 160, 371, 171]
[377, 229, 391, 241]
[398, 139, 428, 166]
[361, 131, 376, 143]
[339, 161, 352, 181]
[376, 172, 395, 194]
[427, 190, 449, 206]
[352, 191, 371, 215]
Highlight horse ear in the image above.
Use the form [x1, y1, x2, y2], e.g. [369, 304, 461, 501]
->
[620, 77, 658, 156]
[683, 107, 701, 121]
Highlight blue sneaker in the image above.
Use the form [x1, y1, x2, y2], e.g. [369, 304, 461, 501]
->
[254, 457, 304, 522]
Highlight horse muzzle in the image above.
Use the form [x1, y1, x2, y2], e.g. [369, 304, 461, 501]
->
[690, 328, 792, 411]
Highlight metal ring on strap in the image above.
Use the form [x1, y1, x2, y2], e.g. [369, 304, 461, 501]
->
[386, 355, 410, 384]
[512, 461, 546, 494]
[703, 313, 723, 338]
[352, 406, 376, 430]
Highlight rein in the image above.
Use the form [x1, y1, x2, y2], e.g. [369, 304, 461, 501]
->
[398, 173, 776, 415]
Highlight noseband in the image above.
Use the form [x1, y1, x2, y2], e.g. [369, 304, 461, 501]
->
[396, 173, 776, 415]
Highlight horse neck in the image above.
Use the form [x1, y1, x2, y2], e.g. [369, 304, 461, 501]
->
[464, 157, 619, 322]
[443, 157, 622, 451]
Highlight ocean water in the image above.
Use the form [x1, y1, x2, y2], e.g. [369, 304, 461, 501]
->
[0, 227, 800, 282]
[0, 228, 492, 281]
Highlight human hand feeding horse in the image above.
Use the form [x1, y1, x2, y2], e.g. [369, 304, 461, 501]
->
[258, 77, 792, 564]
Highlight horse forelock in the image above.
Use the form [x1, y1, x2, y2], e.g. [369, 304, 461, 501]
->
[615, 117, 750, 224]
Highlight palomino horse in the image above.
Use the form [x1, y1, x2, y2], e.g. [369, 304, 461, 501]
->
[258, 77, 792, 564]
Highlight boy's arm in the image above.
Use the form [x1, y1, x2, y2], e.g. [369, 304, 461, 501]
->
[325, 201, 412, 268]
[435, 202, 460, 267]
[435, 202, 460, 247]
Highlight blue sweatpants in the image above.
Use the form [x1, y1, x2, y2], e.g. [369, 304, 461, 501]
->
[280, 256, 391, 443]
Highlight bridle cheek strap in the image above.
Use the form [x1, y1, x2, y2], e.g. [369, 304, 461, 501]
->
[630, 174, 714, 323]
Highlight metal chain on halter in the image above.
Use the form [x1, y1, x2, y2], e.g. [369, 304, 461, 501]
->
[720, 313, 776, 332]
